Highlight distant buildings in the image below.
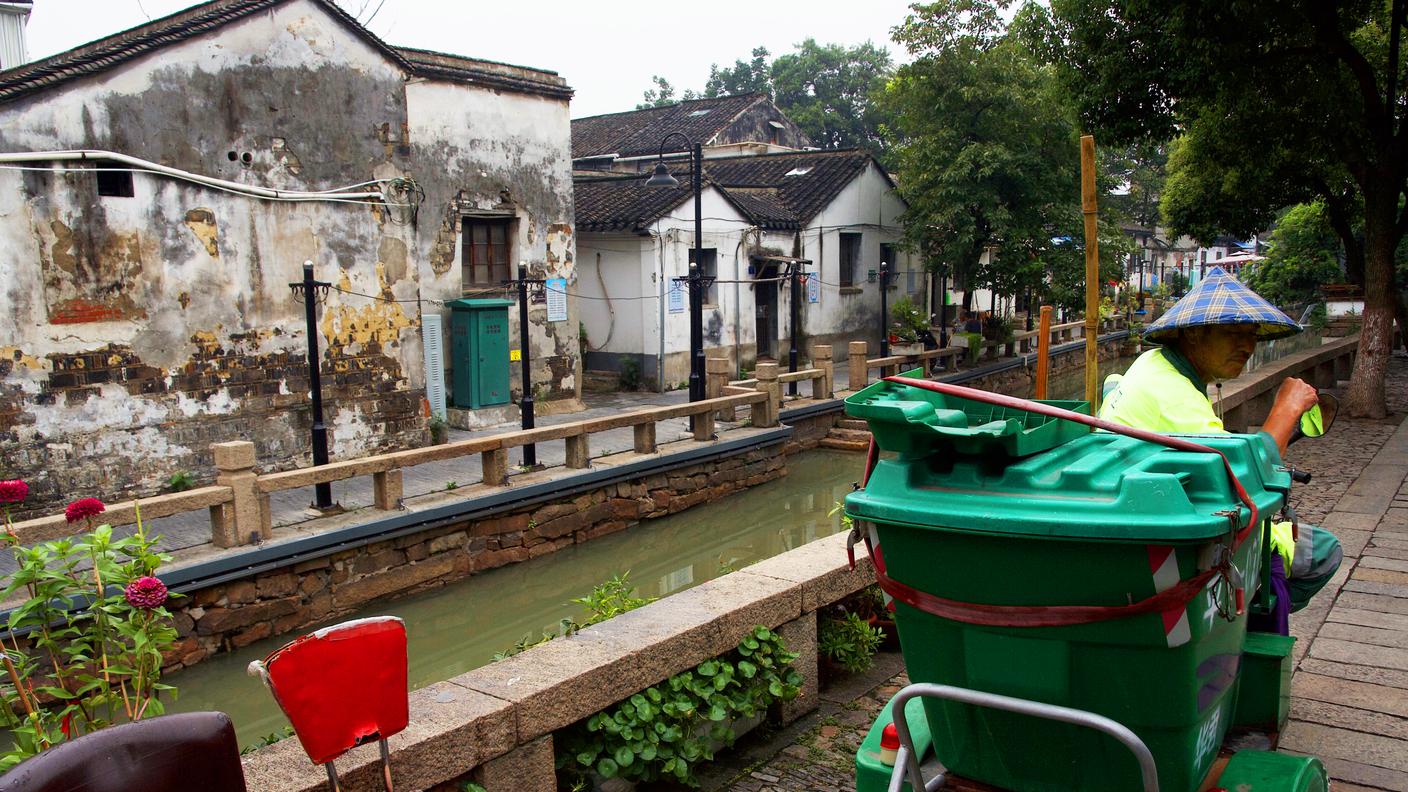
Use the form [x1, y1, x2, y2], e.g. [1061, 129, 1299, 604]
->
[572, 96, 921, 387]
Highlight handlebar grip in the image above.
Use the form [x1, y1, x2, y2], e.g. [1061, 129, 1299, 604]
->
[1290, 470, 1312, 484]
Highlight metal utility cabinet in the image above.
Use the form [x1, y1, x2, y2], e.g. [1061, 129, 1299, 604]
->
[447, 298, 514, 409]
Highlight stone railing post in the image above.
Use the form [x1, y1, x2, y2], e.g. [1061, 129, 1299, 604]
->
[634, 422, 657, 454]
[754, 363, 780, 428]
[812, 344, 833, 399]
[707, 357, 735, 421]
[565, 433, 591, 468]
[482, 448, 509, 486]
[373, 469, 402, 511]
[212, 441, 268, 548]
[848, 341, 868, 391]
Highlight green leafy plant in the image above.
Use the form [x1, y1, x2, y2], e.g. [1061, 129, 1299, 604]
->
[496, 572, 655, 660]
[446, 480, 458, 491]
[961, 331, 983, 365]
[427, 415, 450, 445]
[889, 295, 928, 343]
[462, 783, 489, 792]
[572, 572, 656, 621]
[619, 359, 642, 391]
[555, 625, 802, 788]
[240, 725, 295, 755]
[166, 471, 195, 493]
[818, 611, 883, 674]
[0, 497, 181, 771]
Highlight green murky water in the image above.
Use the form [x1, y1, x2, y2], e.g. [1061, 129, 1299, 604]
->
[164, 449, 865, 747]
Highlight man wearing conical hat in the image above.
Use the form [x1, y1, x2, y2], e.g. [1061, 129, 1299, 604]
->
[1100, 267, 1342, 635]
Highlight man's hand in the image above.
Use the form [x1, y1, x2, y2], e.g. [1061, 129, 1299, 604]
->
[1264, 377, 1319, 455]
[1273, 377, 1319, 417]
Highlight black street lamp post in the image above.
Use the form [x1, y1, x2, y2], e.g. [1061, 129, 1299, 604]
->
[289, 261, 334, 510]
[505, 262, 546, 468]
[788, 263, 802, 396]
[878, 262, 890, 357]
[646, 135, 713, 429]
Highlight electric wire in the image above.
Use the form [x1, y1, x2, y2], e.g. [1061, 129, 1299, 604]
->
[0, 164, 414, 207]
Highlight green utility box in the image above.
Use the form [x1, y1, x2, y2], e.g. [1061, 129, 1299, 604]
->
[448, 298, 514, 409]
[844, 375, 1290, 792]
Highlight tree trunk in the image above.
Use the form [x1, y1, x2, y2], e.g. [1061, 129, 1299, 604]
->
[1342, 186, 1397, 418]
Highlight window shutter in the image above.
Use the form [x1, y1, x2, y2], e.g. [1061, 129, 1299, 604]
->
[422, 314, 447, 419]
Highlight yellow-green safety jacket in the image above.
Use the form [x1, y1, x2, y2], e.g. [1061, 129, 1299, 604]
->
[1100, 347, 1296, 572]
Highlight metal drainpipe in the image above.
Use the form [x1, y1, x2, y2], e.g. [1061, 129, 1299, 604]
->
[656, 228, 667, 393]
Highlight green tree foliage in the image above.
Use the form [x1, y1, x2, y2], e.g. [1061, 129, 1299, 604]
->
[638, 40, 894, 155]
[1244, 202, 1345, 308]
[702, 47, 773, 98]
[637, 76, 698, 109]
[770, 39, 893, 153]
[1103, 142, 1167, 228]
[1046, 0, 1407, 417]
[881, 1, 1127, 312]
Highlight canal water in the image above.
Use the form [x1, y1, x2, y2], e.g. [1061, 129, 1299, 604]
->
[166, 449, 865, 747]
[163, 351, 1149, 747]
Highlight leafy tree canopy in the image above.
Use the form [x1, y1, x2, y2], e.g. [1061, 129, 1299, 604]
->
[635, 40, 893, 154]
[1244, 202, 1346, 308]
[881, 0, 1127, 309]
[1046, 0, 1408, 416]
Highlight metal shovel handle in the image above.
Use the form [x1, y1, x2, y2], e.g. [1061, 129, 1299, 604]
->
[887, 682, 1159, 792]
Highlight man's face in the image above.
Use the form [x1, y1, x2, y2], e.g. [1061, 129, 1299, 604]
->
[1182, 325, 1260, 381]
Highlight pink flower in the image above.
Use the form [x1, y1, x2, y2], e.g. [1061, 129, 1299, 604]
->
[0, 480, 27, 504]
[64, 498, 105, 524]
[124, 576, 168, 609]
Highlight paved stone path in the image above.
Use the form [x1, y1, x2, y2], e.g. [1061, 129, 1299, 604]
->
[707, 354, 1408, 792]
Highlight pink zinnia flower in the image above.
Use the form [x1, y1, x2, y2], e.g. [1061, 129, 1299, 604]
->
[64, 498, 105, 524]
[0, 480, 26, 504]
[124, 576, 168, 609]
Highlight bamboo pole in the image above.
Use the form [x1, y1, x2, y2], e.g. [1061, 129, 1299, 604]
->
[1080, 135, 1100, 410]
[1035, 305, 1053, 399]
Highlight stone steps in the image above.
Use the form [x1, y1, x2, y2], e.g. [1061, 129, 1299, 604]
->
[836, 419, 870, 431]
[818, 437, 870, 452]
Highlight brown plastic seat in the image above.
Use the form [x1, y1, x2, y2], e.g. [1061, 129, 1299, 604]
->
[0, 711, 247, 792]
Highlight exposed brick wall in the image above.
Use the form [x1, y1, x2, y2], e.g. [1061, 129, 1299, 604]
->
[160, 447, 786, 674]
[5, 338, 424, 519]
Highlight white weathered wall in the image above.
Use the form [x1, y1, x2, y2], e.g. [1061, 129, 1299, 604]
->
[0, 0, 574, 513]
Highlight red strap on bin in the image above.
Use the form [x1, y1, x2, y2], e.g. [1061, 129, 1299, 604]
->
[846, 377, 1260, 628]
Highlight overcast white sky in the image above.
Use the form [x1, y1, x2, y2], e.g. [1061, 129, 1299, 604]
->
[26, 0, 918, 118]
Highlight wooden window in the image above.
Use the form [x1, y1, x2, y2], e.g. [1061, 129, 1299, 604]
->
[462, 218, 512, 290]
[839, 232, 862, 287]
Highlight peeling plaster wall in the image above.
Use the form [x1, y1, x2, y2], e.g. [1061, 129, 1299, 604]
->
[406, 79, 578, 402]
[0, 0, 574, 515]
[713, 102, 810, 151]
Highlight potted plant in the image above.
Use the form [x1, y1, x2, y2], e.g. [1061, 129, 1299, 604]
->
[818, 610, 884, 685]
[889, 296, 928, 356]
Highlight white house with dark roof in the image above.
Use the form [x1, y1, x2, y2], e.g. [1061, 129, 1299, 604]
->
[0, 0, 577, 514]
[574, 146, 920, 389]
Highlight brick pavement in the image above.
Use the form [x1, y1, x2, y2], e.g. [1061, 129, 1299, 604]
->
[710, 355, 1408, 792]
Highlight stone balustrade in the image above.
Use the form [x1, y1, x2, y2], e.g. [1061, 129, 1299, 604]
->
[239, 530, 877, 791]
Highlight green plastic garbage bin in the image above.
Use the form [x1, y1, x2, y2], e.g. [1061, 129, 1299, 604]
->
[844, 375, 1290, 792]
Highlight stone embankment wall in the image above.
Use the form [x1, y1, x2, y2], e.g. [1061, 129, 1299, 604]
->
[948, 337, 1124, 395]
[159, 446, 786, 672]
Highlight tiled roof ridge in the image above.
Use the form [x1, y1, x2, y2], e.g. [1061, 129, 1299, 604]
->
[392, 45, 561, 79]
[0, 0, 416, 105]
[571, 91, 768, 122]
[393, 46, 572, 100]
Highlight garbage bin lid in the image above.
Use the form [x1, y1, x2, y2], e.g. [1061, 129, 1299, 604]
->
[847, 430, 1289, 542]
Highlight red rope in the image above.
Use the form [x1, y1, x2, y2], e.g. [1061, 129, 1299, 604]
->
[847, 377, 1259, 628]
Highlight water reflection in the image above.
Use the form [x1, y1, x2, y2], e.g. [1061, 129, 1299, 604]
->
[164, 450, 863, 746]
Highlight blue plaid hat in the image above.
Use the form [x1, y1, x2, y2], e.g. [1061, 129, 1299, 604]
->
[1144, 266, 1301, 342]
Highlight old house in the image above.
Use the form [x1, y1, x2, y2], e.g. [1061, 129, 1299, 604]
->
[575, 143, 920, 388]
[0, 0, 578, 515]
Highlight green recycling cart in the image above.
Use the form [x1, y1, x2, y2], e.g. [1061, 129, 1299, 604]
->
[844, 373, 1292, 792]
